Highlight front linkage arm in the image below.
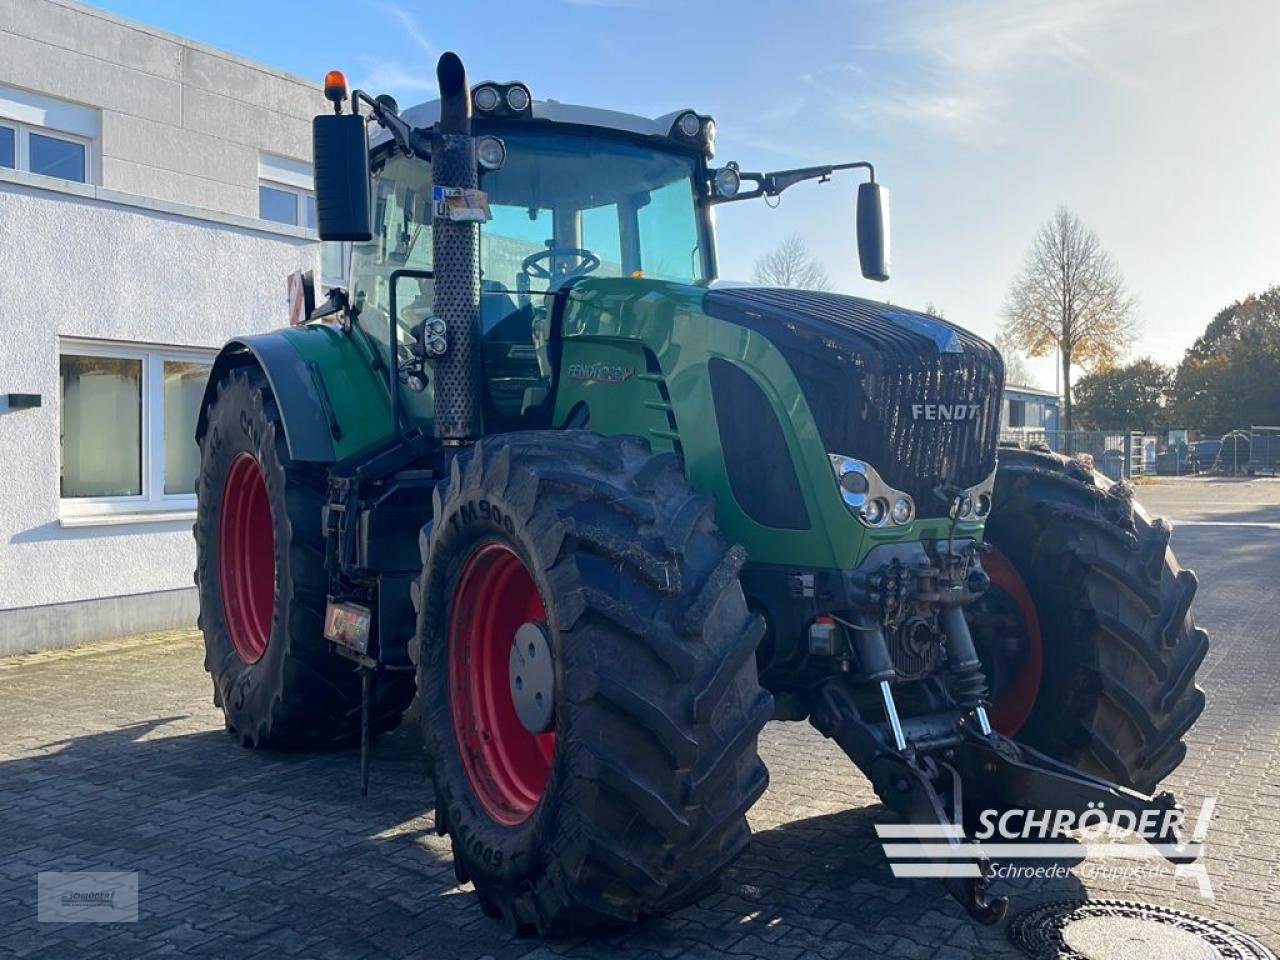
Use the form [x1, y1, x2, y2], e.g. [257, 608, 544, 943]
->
[810, 680, 1190, 925]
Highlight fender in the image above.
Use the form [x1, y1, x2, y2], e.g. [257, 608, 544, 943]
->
[196, 333, 338, 463]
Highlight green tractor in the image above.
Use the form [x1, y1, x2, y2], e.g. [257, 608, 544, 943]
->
[194, 53, 1207, 934]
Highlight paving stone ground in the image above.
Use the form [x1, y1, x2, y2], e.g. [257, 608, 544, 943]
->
[0, 477, 1276, 959]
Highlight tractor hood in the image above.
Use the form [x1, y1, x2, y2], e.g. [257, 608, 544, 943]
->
[702, 286, 1005, 515]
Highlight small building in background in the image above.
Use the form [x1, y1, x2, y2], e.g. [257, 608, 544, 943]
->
[0, 0, 341, 654]
[1000, 383, 1061, 441]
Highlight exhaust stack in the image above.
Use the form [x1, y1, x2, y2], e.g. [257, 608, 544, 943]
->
[431, 51, 482, 442]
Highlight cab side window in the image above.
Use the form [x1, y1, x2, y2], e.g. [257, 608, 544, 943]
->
[348, 154, 435, 421]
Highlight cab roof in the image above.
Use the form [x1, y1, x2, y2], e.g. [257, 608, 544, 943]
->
[369, 97, 707, 150]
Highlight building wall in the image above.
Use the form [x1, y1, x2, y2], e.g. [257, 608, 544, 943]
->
[0, 0, 325, 215]
[0, 1, 328, 653]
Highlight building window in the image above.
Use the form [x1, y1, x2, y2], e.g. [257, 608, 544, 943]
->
[1, 84, 96, 184]
[259, 152, 347, 286]
[259, 181, 316, 227]
[59, 341, 215, 520]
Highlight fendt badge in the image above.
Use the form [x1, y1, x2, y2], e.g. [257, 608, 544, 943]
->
[911, 403, 981, 421]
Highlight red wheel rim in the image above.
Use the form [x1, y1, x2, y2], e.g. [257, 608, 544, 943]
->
[218, 453, 276, 665]
[448, 542, 554, 825]
[980, 547, 1044, 735]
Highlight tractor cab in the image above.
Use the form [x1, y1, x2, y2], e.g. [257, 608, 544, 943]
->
[351, 101, 718, 432]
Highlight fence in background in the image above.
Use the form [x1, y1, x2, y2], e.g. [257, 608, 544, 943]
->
[999, 429, 1148, 481]
[1250, 427, 1280, 475]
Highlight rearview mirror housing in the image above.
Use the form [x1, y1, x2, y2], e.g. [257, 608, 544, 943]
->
[857, 181, 890, 282]
[312, 113, 372, 242]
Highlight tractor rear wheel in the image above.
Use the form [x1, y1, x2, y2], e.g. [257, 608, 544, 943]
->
[195, 365, 413, 748]
[970, 447, 1207, 793]
[413, 432, 772, 935]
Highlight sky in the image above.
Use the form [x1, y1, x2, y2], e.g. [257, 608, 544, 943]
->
[93, 0, 1280, 389]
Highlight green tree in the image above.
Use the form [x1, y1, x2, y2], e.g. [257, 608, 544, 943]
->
[1073, 358, 1174, 431]
[1173, 287, 1280, 434]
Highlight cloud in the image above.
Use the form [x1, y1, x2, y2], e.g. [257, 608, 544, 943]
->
[354, 54, 436, 98]
[381, 2, 433, 55]
[831, 0, 1176, 138]
[353, 4, 435, 99]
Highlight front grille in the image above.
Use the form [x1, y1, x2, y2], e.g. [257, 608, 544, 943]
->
[703, 287, 1003, 515]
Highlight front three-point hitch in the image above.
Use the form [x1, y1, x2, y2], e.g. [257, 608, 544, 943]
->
[809, 542, 1190, 923]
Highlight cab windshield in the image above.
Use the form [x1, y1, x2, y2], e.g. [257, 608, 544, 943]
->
[480, 129, 708, 292]
[347, 129, 709, 432]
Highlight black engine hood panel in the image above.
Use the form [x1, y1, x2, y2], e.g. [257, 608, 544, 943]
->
[703, 286, 1004, 515]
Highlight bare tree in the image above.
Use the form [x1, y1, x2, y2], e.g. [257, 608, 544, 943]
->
[994, 331, 1034, 386]
[753, 234, 832, 291]
[999, 206, 1137, 430]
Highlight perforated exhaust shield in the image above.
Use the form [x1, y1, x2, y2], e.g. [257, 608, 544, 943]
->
[431, 133, 483, 440]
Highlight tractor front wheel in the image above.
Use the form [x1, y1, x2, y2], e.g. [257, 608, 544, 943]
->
[971, 447, 1207, 793]
[413, 432, 772, 935]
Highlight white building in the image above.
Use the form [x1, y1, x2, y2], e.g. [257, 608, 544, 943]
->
[0, 0, 337, 654]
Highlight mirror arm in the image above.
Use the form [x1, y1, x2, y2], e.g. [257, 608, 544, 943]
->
[711, 161, 875, 204]
[351, 89, 432, 159]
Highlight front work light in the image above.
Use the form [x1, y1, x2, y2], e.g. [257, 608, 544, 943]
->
[862, 497, 888, 526]
[891, 497, 914, 525]
[505, 85, 531, 112]
[677, 111, 701, 137]
[713, 165, 741, 198]
[476, 136, 506, 171]
[473, 85, 500, 111]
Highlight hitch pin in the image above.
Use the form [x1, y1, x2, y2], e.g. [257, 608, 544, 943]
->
[880, 680, 907, 751]
[974, 704, 993, 737]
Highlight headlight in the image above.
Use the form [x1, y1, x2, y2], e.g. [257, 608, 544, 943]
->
[473, 85, 500, 111]
[974, 493, 992, 518]
[861, 498, 889, 526]
[839, 470, 868, 497]
[956, 495, 974, 519]
[677, 111, 701, 137]
[505, 85, 531, 112]
[713, 166, 740, 198]
[476, 136, 506, 171]
[891, 497, 914, 525]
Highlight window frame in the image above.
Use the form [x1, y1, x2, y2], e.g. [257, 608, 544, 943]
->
[0, 117, 92, 183]
[258, 176, 349, 289]
[58, 339, 216, 523]
[258, 178, 315, 227]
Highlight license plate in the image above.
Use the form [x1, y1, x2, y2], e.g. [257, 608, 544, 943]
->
[324, 601, 372, 655]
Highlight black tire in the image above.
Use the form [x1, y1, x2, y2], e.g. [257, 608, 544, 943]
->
[976, 446, 1208, 793]
[412, 432, 772, 935]
[195, 365, 413, 748]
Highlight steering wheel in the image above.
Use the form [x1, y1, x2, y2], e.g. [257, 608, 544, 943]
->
[520, 247, 601, 283]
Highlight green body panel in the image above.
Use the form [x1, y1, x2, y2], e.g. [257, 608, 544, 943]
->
[275, 323, 396, 461]
[261, 278, 982, 572]
[553, 278, 984, 571]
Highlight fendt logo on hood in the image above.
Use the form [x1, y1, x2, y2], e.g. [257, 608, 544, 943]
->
[911, 403, 981, 421]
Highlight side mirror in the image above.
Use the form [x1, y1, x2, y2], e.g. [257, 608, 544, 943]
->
[857, 181, 890, 282]
[312, 113, 372, 242]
